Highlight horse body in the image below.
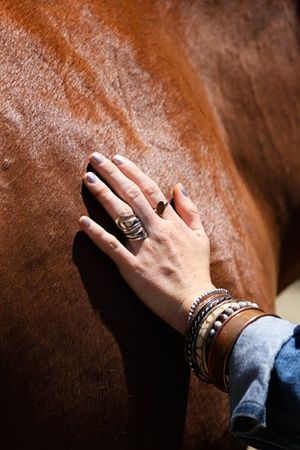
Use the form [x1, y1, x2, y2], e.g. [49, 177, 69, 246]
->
[0, 1, 299, 449]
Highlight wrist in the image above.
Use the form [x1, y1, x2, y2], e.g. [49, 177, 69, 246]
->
[176, 283, 217, 335]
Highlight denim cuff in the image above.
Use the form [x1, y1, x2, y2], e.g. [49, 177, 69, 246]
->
[228, 316, 295, 435]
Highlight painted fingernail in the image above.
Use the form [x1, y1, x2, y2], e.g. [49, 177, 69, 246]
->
[113, 154, 125, 165]
[91, 152, 104, 165]
[180, 184, 189, 197]
[86, 172, 98, 184]
[79, 216, 91, 228]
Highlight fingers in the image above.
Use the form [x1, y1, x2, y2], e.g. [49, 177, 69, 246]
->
[79, 215, 135, 267]
[173, 183, 206, 235]
[83, 172, 133, 222]
[111, 154, 176, 219]
[88, 153, 157, 227]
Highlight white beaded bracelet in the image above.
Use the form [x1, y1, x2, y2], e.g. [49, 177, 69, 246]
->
[185, 288, 229, 330]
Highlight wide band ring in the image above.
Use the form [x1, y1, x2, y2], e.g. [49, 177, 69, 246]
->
[115, 214, 148, 241]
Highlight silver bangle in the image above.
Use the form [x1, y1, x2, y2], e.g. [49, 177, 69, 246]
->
[185, 288, 229, 331]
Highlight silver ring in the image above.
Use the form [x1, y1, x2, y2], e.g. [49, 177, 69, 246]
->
[115, 214, 148, 241]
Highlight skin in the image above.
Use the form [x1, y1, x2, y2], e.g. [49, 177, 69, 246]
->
[79, 152, 215, 335]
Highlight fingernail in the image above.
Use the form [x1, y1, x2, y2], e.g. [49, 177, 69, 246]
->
[79, 216, 91, 228]
[91, 152, 104, 165]
[180, 184, 189, 197]
[86, 172, 98, 184]
[113, 154, 125, 165]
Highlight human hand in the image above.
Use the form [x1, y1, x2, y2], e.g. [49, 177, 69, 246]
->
[79, 153, 215, 334]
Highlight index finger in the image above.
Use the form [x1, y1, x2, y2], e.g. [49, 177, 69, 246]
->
[88, 153, 159, 229]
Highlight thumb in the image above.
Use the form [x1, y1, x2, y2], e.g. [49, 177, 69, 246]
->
[173, 183, 205, 234]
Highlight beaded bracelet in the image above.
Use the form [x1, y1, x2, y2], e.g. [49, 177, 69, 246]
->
[185, 288, 229, 330]
[195, 300, 242, 380]
[185, 294, 231, 381]
[184, 288, 274, 386]
[205, 300, 259, 350]
[184, 288, 279, 392]
[191, 301, 261, 382]
[207, 308, 277, 392]
[191, 299, 255, 380]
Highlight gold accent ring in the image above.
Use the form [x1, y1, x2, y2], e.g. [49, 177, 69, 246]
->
[155, 200, 169, 217]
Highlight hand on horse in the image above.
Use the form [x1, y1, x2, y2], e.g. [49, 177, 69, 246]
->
[79, 153, 215, 334]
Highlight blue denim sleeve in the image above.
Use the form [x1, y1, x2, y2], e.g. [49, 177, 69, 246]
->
[228, 316, 300, 450]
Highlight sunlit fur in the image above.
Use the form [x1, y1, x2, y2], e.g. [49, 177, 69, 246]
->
[0, 1, 299, 449]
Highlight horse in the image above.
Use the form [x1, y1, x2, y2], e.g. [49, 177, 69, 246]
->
[0, 1, 299, 449]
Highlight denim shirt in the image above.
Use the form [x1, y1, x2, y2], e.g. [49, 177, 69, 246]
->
[228, 316, 300, 449]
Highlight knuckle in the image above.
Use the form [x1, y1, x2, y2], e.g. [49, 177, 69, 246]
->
[107, 237, 120, 252]
[152, 223, 170, 242]
[187, 207, 200, 218]
[131, 261, 144, 276]
[118, 206, 132, 216]
[143, 182, 160, 198]
[95, 184, 109, 198]
[125, 184, 141, 201]
[103, 163, 115, 177]
[157, 235, 169, 246]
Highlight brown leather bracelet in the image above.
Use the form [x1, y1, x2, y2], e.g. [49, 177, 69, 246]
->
[207, 308, 277, 392]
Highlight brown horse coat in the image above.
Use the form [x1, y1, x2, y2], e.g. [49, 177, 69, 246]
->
[0, 1, 299, 449]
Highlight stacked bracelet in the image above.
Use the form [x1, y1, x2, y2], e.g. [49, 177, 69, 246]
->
[185, 288, 229, 330]
[184, 289, 278, 392]
[205, 300, 258, 348]
[184, 293, 232, 382]
[207, 308, 278, 392]
[195, 300, 244, 380]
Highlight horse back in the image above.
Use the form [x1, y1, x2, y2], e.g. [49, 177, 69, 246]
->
[1, 1, 298, 449]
